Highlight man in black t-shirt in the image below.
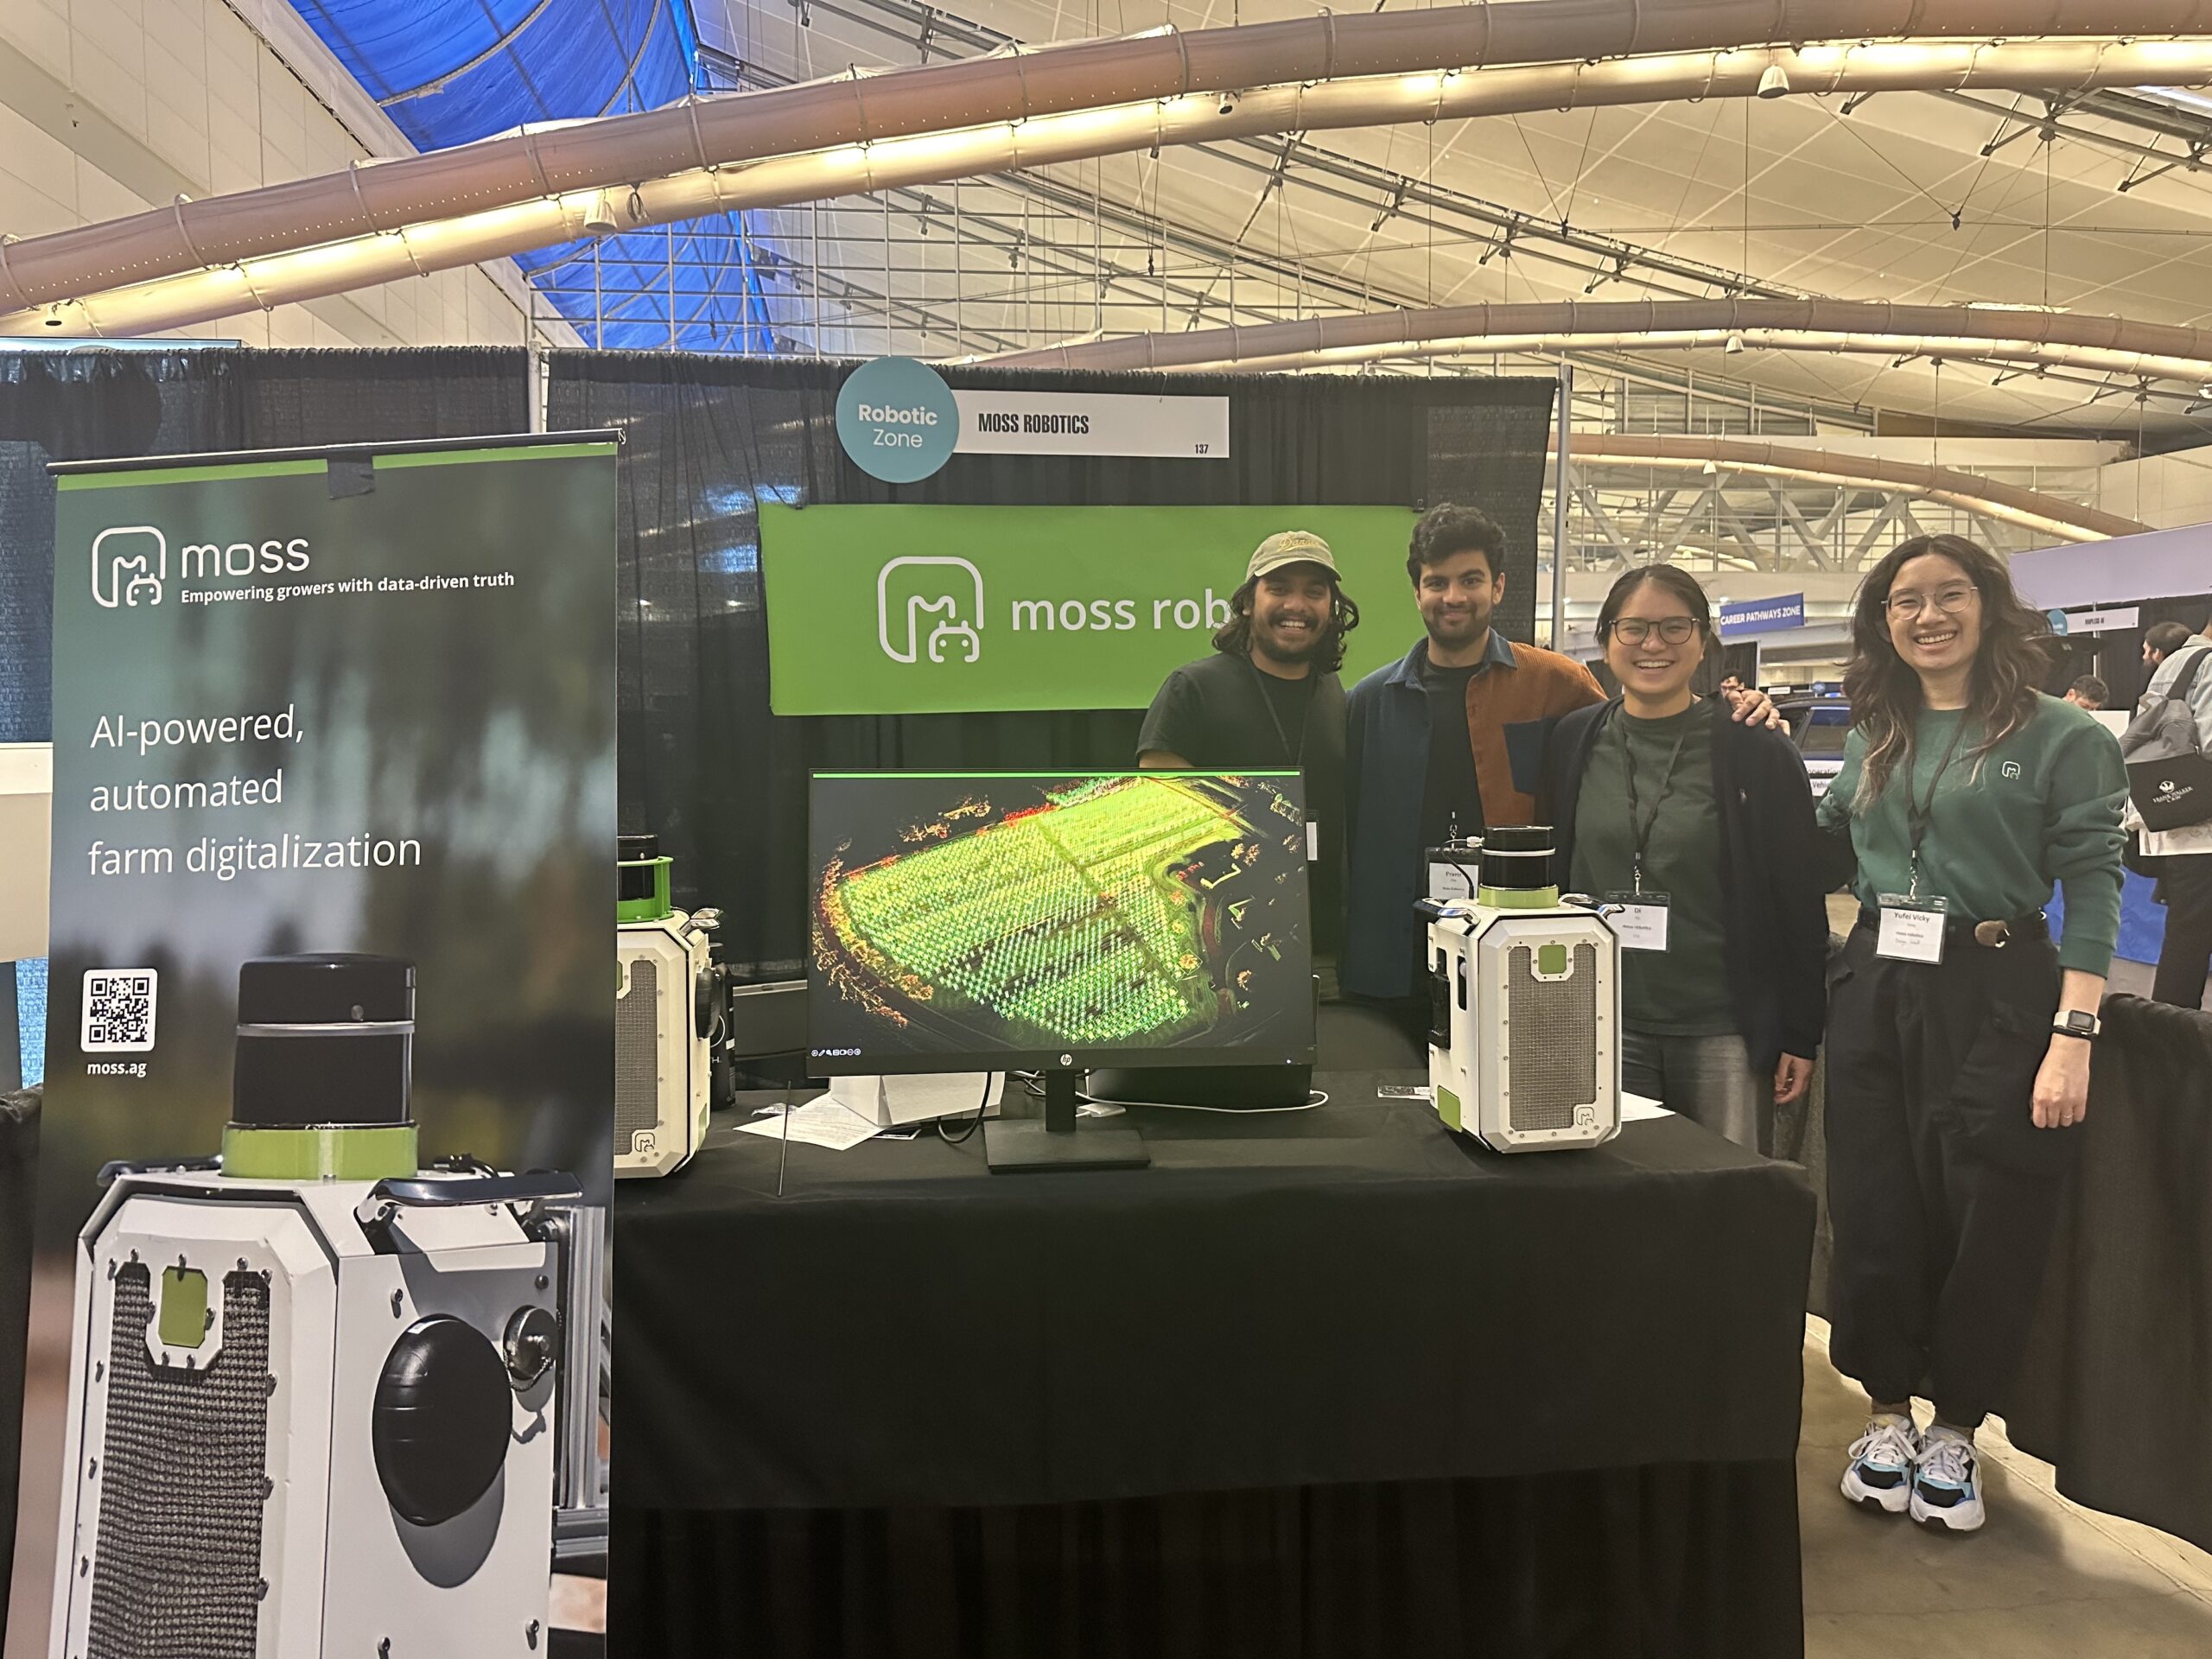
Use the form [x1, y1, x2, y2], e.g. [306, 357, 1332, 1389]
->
[1137, 531, 1359, 954]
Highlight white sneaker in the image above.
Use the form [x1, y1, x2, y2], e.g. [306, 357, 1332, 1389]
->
[1910, 1427, 1986, 1533]
[1841, 1414, 1921, 1514]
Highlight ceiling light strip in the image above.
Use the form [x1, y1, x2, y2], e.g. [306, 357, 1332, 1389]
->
[2, 0, 2209, 311]
[11, 38, 2212, 340]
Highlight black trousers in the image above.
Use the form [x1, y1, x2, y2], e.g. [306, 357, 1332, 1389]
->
[1823, 925, 2076, 1429]
[2152, 853, 2212, 1009]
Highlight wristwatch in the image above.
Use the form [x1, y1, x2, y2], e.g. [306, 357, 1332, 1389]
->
[2051, 1010, 2101, 1042]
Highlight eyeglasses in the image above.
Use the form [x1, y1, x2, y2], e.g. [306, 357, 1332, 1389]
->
[1884, 584, 1978, 620]
[1604, 616, 1699, 645]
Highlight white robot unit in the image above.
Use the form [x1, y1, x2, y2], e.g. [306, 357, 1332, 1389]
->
[48, 954, 588, 1659]
[1422, 827, 1621, 1153]
[616, 833, 720, 1178]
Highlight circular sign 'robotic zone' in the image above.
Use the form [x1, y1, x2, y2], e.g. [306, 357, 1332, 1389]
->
[837, 357, 959, 483]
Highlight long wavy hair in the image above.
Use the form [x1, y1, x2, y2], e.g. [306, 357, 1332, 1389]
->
[1845, 533, 2053, 807]
[1211, 573, 1361, 674]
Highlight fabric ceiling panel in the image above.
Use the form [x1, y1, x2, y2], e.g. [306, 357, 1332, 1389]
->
[289, 0, 773, 352]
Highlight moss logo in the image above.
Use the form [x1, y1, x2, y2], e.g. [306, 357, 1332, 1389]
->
[92, 525, 168, 607]
[93, 524, 315, 608]
[879, 556, 983, 664]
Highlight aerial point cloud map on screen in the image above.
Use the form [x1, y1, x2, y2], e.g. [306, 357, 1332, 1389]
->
[810, 772, 1312, 1064]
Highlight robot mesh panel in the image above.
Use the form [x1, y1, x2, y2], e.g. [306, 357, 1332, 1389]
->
[87, 1265, 272, 1659]
[1504, 943, 1599, 1132]
[616, 954, 661, 1152]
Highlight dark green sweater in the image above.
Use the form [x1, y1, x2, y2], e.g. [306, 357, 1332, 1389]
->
[1568, 700, 1734, 1035]
[1815, 693, 2126, 975]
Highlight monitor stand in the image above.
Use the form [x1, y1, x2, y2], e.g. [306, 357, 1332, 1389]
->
[983, 1069, 1149, 1173]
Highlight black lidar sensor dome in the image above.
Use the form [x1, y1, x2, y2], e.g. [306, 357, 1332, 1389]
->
[618, 834, 663, 906]
[237, 953, 413, 1026]
[232, 954, 415, 1130]
[1479, 824, 1555, 893]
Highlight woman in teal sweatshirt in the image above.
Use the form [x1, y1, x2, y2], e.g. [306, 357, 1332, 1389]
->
[1818, 534, 2125, 1538]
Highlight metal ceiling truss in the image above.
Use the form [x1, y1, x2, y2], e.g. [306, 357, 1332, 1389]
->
[699, 0, 2212, 423]
[1560, 458, 2024, 577]
[746, 0, 1807, 303]
[1934, 86, 2212, 194]
[699, 11, 1875, 429]
[526, 208, 1030, 355]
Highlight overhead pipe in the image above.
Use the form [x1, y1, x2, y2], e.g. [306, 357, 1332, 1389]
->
[1, 0, 2210, 315]
[1573, 433, 2149, 542]
[13, 39, 2212, 341]
[985, 296, 2212, 384]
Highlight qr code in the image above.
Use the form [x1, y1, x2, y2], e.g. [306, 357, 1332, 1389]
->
[81, 969, 158, 1053]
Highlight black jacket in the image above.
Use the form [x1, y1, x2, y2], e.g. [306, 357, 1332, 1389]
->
[1540, 698, 1830, 1074]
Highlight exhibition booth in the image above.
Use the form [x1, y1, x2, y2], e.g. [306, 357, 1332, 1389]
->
[2, 345, 2210, 1659]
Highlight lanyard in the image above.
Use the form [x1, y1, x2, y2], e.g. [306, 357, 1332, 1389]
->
[1617, 710, 1689, 895]
[1904, 714, 1971, 901]
[1249, 659, 1309, 766]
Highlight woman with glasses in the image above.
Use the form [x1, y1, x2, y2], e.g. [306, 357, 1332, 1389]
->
[1541, 564, 1829, 1154]
[1819, 535, 2124, 1535]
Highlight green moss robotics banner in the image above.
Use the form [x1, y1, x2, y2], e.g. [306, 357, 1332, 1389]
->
[761, 503, 1422, 714]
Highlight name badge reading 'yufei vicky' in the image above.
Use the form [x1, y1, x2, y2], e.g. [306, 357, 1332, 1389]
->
[1875, 893, 1948, 963]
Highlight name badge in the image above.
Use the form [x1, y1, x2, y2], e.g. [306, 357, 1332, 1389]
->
[1875, 893, 1948, 963]
[1428, 861, 1478, 902]
[1306, 819, 1319, 863]
[1604, 891, 1671, 952]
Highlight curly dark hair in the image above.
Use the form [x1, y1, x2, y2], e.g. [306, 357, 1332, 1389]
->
[1408, 503, 1506, 585]
[1211, 573, 1361, 674]
[1845, 533, 2055, 807]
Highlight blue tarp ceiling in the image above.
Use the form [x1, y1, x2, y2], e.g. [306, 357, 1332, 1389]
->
[289, 0, 777, 351]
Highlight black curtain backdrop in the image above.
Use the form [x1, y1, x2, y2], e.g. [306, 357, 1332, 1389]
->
[0, 1087, 36, 1641]
[2035, 593, 2210, 707]
[543, 353, 1558, 980]
[2006, 995, 2212, 1553]
[2084, 594, 2212, 709]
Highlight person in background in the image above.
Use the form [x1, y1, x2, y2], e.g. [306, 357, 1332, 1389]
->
[2131, 617, 2212, 1007]
[1720, 673, 1748, 696]
[1540, 566, 1827, 1154]
[2063, 676, 2108, 711]
[1819, 534, 2124, 1536]
[2142, 620, 2196, 692]
[1139, 530, 1357, 957]
[1341, 504, 1783, 1014]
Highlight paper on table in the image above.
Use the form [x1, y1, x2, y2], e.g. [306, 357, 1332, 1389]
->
[1619, 1092, 1672, 1122]
[736, 1099, 883, 1152]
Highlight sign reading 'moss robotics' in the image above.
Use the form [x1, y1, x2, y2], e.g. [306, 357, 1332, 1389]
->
[760, 502, 1421, 715]
[835, 358, 1231, 480]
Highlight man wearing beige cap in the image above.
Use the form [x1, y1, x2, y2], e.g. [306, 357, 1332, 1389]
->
[1139, 530, 1358, 949]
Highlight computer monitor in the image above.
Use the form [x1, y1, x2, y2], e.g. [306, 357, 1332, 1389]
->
[807, 771, 1315, 1170]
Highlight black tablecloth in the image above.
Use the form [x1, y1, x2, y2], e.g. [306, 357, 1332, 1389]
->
[616, 1076, 1815, 1512]
[613, 1459, 1804, 1659]
[2007, 994, 2212, 1552]
[613, 1055, 1814, 1657]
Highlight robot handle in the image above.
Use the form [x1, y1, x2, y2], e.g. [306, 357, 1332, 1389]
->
[362, 1171, 584, 1210]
